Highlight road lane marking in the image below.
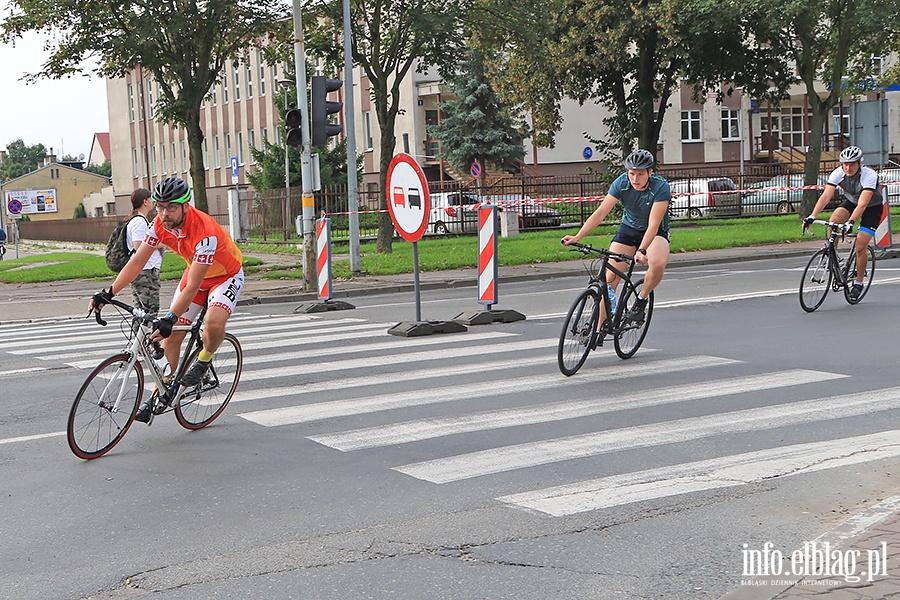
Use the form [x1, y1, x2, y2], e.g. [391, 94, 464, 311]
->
[309, 368, 832, 451]
[497, 430, 900, 516]
[393, 382, 900, 484]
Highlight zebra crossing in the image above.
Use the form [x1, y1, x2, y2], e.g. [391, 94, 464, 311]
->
[3, 311, 899, 518]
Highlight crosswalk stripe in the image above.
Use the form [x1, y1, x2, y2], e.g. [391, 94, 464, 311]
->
[394, 384, 900, 484]
[233, 339, 561, 398]
[308, 368, 838, 451]
[496, 430, 900, 516]
[10, 317, 369, 356]
[237, 353, 724, 427]
[0, 313, 321, 348]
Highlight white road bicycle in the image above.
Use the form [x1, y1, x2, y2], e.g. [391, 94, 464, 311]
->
[67, 298, 242, 459]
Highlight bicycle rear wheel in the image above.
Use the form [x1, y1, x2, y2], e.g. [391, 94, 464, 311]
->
[67, 354, 143, 459]
[175, 333, 242, 429]
[799, 248, 832, 312]
[613, 279, 653, 359]
[558, 288, 600, 376]
[843, 244, 875, 304]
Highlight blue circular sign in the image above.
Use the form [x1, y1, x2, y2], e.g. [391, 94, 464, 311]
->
[470, 161, 482, 179]
[582, 147, 593, 160]
[7, 199, 22, 214]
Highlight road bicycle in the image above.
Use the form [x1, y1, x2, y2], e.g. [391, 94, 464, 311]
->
[799, 219, 875, 312]
[67, 297, 243, 459]
[558, 242, 654, 376]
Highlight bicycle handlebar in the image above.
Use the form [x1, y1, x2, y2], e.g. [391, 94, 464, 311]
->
[802, 219, 851, 237]
[562, 241, 635, 264]
[87, 296, 155, 327]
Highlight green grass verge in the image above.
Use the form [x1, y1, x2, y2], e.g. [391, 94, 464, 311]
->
[2, 211, 889, 283]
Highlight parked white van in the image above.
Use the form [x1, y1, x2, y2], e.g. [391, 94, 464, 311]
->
[428, 191, 480, 234]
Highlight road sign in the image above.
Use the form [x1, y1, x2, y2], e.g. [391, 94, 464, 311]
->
[470, 161, 482, 179]
[7, 198, 22, 215]
[230, 156, 239, 184]
[386, 153, 430, 242]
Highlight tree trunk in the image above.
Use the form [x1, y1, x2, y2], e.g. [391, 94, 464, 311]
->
[376, 111, 397, 254]
[185, 113, 209, 213]
[800, 98, 833, 217]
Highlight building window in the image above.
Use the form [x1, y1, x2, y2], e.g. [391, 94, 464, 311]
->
[681, 110, 701, 142]
[214, 136, 221, 168]
[237, 132, 244, 163]
[180, 140, 187, 172]
[225, 133, 232, 163]
[222, 73, 228, 103]
[132, 148, 139, 177]
[140, 147, 146, 176]
[202, 140, 209, 169]
[147, 80, 154, 118]
[150, 146, 157, 175]
[364, 111, 374, 150]
[128, 84, 135, 122]
[258, 51, 266, 95]
[161, 144, 167, 173]
[246, 64, 253, 98]
[106, 202, 116, 215]
[832, 105, 850, 136]
[780, 106, 805, 147]
[233, 63, 241, 101]
[262, 128, 268, 144]
[721, 109, 740, 141]
[172, 143, 177, 173]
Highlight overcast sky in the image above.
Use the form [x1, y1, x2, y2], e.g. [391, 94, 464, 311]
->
[1, 17, 109, 163]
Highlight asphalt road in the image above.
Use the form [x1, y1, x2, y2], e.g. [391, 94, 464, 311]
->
[2, 254, 900, 599]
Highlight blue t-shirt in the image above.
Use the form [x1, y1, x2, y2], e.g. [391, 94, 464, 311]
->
[608, 173, 671, 233]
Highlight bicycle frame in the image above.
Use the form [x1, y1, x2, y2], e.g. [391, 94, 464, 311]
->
[92, 299, 206, 417]
[584, 247, 639, 333]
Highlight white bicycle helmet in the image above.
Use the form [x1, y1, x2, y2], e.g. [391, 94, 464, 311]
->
[839, 146, 864, 163]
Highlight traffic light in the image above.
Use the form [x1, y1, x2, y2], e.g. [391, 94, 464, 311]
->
[284, 106, 303, 148]
[311, 75, 343, 147]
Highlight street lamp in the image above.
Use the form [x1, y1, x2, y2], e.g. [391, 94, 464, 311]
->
[277, 79, 294, 240]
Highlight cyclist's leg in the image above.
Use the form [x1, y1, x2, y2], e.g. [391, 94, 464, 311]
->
[640, 233, 671, 296]
[200, 270, 244, 355]
[853, 204, 880, 284]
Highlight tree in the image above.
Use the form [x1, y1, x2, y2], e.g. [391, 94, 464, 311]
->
[473, 0, 794, 162]
[756, 0, 900, 216]
[307, 0, 467, 253]
[0, 139, 47, 182]
[73, 203, 87, 218]
[85, 160, 112, 179]
[1, 0, 288, 212]
[427, 48, 524, 179]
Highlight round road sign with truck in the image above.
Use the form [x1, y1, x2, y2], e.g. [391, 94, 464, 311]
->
[386, 153, 431, 242]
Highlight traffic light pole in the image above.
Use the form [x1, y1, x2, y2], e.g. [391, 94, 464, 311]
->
[291, 0, 317, 292]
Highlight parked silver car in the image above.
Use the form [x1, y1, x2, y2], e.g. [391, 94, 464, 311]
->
[742, 174, 841, 214]
[668, 177, 741, 218]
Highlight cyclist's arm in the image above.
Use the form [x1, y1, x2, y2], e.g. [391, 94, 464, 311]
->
[848, 189, 873, 223]
[562, 193, 619, 244]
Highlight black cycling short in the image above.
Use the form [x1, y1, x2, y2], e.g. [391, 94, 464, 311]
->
[612, 223, 670, 248]
[837, 199, 882, 233]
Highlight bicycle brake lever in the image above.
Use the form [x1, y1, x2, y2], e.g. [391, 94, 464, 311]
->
[93, 310, 107, 327]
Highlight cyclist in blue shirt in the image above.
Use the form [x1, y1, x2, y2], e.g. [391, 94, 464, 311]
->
[803, 145, 883, 301]
[562, 149, 671, 323]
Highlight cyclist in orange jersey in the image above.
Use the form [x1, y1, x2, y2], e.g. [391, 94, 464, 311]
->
[90, 177, 244, 422]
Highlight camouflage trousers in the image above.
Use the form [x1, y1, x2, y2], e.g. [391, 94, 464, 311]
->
[131, 268, 160, 316]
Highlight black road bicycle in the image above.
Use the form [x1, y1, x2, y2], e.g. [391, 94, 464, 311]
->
[67, 298, 243, 459]
[558, 242, 654, 376]
[799, 219, 875, 313]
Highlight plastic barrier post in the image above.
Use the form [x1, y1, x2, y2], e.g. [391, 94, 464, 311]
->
[875, 185, 892, 248]
[317, 216, 332, 301]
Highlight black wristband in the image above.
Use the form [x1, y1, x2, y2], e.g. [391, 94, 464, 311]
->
[637, 248, 647, 256]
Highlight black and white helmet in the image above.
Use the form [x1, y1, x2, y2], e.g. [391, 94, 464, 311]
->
[839, 146, 864, 163]
[152, 177, 192, 204]
[624, 149, 655, 170]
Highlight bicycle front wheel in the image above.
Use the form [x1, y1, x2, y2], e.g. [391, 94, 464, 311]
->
[558, 288, 600, 376]
[613, 278, 653, 359]
[799, 249, 832, 312]
[843, 244, 875, 304]
[175, 333, 242, 430]
[67, 354, 143, 459]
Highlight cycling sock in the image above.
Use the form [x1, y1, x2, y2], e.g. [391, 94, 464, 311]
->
[198, 348, 214, 362]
